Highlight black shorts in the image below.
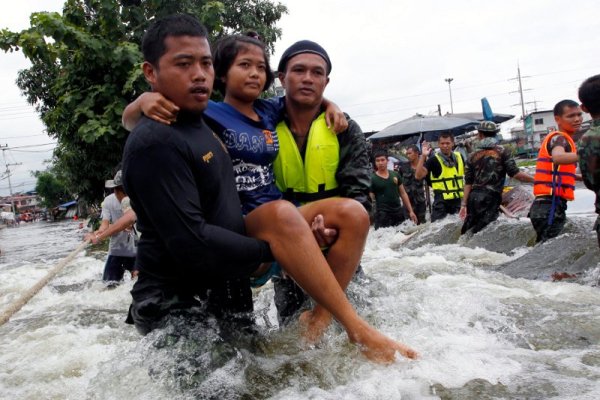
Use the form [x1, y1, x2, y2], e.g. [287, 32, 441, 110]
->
[374, 207, 405, 229]
[126, 274, 254, 335]
[431, 195, 461, 222]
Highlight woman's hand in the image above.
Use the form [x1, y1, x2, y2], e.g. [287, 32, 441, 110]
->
[324, 100, 348, 134]
[139, 92, 179, 125]
[311, 214, 338, 248]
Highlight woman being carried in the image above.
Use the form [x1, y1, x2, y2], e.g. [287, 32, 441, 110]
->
[123, 34, 417, 363]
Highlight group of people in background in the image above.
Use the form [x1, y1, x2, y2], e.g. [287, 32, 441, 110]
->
[84, 12, 600, 365]
[369, 76, 600, 250]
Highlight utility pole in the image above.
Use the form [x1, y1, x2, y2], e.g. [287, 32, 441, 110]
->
[509, 64, 533, 147]
[445, 78, 454, 114]
[525, 99, 540, 112]
[2, 145, 22, 216]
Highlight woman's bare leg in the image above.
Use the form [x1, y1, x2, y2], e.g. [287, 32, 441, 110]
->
[295, 198, 368, 342]
[245, 200, 418, 362]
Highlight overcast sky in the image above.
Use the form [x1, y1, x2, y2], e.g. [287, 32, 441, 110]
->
[0, 0, 597, 196]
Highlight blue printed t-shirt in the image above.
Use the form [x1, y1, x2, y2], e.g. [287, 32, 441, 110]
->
[204, 98, 284, 214]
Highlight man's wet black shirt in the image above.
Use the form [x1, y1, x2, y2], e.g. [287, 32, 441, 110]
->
[122, 113, 273, 294]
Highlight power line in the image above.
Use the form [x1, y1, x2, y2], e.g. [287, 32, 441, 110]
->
[0, 115, 42, 122]
[0, 181, 37, 190]
[342, 68, 597, 115]
[10, 148, 55, 153]
[4, 143, 56, 149]
[0, 134, 48, 140]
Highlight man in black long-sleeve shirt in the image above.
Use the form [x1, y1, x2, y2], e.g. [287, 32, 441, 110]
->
[123, 23, 272, 333]
[124, 112, 274, 332]
[122, 14, 417, 363]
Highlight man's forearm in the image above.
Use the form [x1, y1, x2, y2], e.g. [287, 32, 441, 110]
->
[96, 210, 136, 241]
[415, 154, 428, 179]
[513, 171, 534, 183]
[462, 184, 472, 207]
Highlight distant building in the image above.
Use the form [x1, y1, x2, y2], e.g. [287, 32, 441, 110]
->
[0, 193, 42, 214]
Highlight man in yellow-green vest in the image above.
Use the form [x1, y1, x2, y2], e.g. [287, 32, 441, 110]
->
[272, 40, 372, 325]
[415, 132, 465, 222]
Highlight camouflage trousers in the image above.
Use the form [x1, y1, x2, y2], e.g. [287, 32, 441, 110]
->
[404, 200, 427, 225]
[461, 188, 502, 234]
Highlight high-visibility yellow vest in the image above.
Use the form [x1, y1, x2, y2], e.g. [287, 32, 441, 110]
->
[430, 151, 464, 200]
[273, 113, 340, 204]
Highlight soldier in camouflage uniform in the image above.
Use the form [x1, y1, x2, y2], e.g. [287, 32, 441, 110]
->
[578, 74, 600, 248]
[459, 121, 534, 234]
[399, 145, 427, 224]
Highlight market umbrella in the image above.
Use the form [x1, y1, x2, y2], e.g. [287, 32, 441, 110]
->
[368, 114, 479, 143]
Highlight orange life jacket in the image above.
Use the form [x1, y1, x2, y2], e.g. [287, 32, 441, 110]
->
[533, 131, 577, 201]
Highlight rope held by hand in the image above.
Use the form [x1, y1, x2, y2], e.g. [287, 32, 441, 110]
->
[0, 239, 90, 326]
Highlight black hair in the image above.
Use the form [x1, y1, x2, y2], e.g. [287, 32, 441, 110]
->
[244, 30, 261, 40]
[553, 99, 579, 116]
[212, 34, 275, 96]
[439, 132, 455, 141]
[579, 74, 600, 116]
[480, 130, 497, 138]
[406, 144, 420, 154]
[373, 150, 388, 159]
[142, 14, 208, 67]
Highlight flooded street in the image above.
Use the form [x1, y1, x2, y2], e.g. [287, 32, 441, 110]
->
[1, 201, 599, 399]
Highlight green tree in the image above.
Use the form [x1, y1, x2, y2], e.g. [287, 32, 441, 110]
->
[33, 169, 71, 208]
[0, 0, 286, 203]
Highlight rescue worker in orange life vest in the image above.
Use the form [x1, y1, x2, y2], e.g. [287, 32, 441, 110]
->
[528, 99, 583, 243]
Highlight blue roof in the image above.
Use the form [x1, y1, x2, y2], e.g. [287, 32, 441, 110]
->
[58, 200, 77, 208]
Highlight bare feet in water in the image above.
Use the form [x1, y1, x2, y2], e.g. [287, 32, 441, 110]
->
[349, 320, 418, 363]
[300, 310, 418, 363]
[299, 309, 332, 345]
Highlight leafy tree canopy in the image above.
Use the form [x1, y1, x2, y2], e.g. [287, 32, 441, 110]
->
[33, 168, 71, 208]
[0, 0, 286, 203]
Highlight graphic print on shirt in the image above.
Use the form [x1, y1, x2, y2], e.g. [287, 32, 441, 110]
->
[220, 127, 279, 192]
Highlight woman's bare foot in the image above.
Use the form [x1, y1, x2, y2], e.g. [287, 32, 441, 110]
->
[299, 309, 333, 345]
[348, 320, 418, 364]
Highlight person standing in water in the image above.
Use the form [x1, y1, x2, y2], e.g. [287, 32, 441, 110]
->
[577, 75, 600, 248]
[370, 150, 418, 229]
[122, 14, 417, 362]
[415, 133, 465, 222]
[528, 100, 583, 243]
[87, 170, 137, 287]
[459, 121, 533, 234]
[270, 40, 374, 325]
[399, 145, 427, 224]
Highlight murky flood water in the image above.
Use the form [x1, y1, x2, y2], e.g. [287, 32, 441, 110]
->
[1, 193, 599, 399]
